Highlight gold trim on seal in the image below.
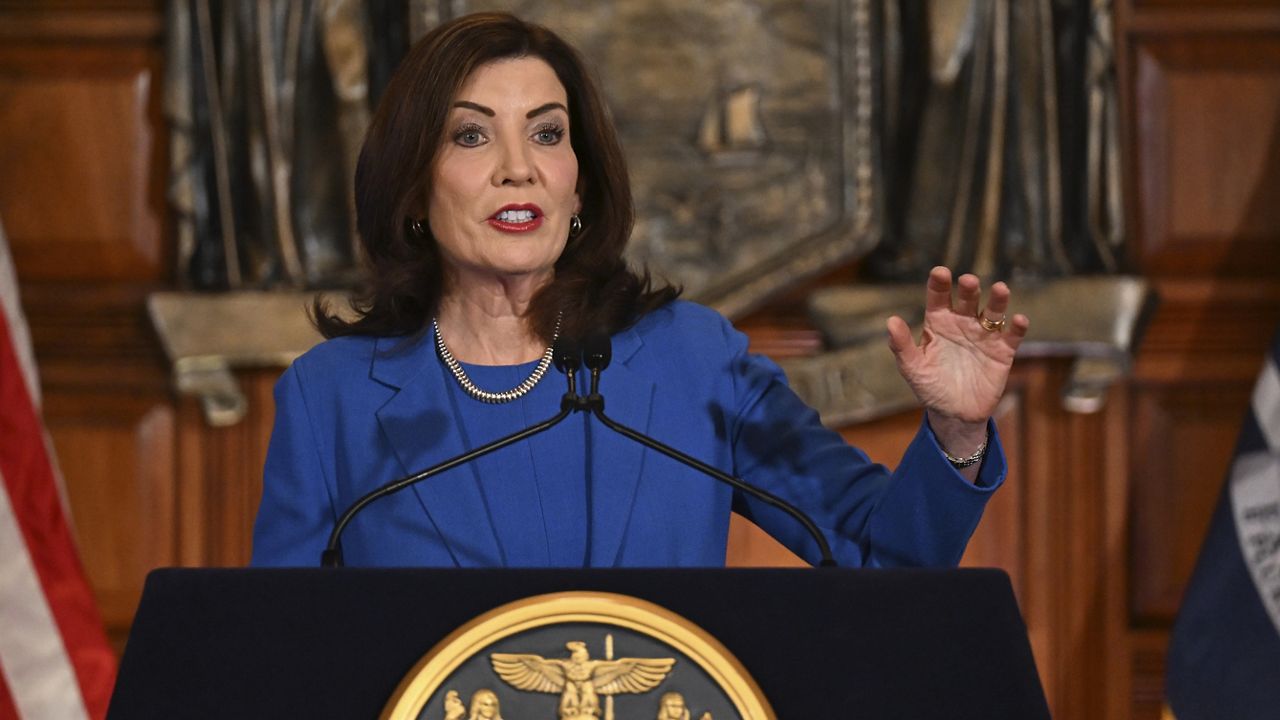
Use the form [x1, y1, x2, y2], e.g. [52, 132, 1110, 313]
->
[382, 591, 776, 720]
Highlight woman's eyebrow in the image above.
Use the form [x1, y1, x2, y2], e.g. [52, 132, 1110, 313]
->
[452, 100, 495, 116]
[526, 102, 568, 118]
[450, 101, 566, 119]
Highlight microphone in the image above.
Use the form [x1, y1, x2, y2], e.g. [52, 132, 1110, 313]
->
[319, 336, 584, 567]
[584, 331, 611, 387]
[580, 332, 838, 567]
[582, 330, 610, 411]
[554, 335, 582, 398]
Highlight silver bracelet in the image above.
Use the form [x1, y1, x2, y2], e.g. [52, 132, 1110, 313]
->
[943, 432, 989, 469]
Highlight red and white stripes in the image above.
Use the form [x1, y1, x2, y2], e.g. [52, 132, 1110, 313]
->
[0, 229, 115, 718]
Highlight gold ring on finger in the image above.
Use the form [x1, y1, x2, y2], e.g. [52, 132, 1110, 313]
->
[979, 312, 1006, 332]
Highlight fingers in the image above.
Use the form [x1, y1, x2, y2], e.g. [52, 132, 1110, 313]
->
[1007, 312, 1030, 341]
[983, 281, 1011, 320]
[954, 273, 981, 318]
[886, 315, 919, 364]
[925, 266, 1027, 341]
[925, 266, 953, 312]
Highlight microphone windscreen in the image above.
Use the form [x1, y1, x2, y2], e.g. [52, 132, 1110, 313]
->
[553, 336, 582, 374]
[583, 331, 612, 371]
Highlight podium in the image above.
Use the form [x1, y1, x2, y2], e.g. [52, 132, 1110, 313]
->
[108, 567, 1048, 719]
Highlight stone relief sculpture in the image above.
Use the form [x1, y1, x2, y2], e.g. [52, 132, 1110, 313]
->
[444, 0, 880, 318]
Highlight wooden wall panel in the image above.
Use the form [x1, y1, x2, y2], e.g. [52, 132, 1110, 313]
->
[1118, 2, 1280, 718]
[1132, 1, 1280, 11]
[725, 514, 807, 567]
[1013, 363, 1132, 720]
[0, 0, 170, 655]
[1132, 35, 1280, 276]
[1128, 381, 1252, 624]
[44, 393, 175, 649]
[176, 371, 275, 568]
[959, 389, 1024, 593]
[0, 44, 164, 281]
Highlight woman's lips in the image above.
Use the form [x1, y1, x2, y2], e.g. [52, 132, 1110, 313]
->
[488, 205, 544, 233]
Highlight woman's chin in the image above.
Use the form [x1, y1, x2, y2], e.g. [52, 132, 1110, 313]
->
[458, 259, 558, 286]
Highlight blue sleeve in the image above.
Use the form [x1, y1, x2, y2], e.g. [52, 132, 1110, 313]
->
[723, 317, 1004, 568]
[250, 362, 339, 567]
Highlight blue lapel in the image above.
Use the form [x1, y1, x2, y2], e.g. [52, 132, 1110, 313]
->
[455, 382, 554, 567]
[367, 323, 656, 568]
[370, 334, 505, 567]
[585, 326, 655, 567]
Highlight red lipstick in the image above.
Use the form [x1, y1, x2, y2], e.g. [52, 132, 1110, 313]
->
[488, 203, 544, 233]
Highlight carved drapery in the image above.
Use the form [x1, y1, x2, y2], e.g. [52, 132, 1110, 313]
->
[869, 0, 1125, 282]
[165, 0, 409, 289]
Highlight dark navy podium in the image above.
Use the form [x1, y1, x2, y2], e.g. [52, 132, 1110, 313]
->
[108, 567, 1048, 719]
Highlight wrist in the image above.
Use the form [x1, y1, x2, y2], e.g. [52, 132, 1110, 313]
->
[941, 432, 988, 468]
[927, 410, 990, 467]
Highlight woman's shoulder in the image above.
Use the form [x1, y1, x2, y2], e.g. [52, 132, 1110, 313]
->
[632, 299, 737, 341]
[292, 333, 380, 370]
[287, 332, 425, 389]
[628, 300, 746, 364]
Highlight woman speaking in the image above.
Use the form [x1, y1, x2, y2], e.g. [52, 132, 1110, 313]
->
[250, 13, 1029, 569]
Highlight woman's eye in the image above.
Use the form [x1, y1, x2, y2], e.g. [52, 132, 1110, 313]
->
[532, 125, 565, 145]
[454, 125, 486, 147]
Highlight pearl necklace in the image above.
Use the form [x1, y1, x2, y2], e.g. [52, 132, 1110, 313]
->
[432, 315, 560, 404]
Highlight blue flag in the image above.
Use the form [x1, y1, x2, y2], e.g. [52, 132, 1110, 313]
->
[1166, 329, 1280, 718]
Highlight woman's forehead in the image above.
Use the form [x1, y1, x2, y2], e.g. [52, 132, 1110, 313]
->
[454, 57, 568, 111]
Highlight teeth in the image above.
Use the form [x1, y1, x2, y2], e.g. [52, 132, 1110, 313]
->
[496, 210, 536, 223]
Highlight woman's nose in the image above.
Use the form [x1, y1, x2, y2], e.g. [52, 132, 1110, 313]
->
[493, 137, 535, 186]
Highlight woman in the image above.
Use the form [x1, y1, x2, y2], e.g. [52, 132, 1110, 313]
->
[656, 692, 692, 720]
[467, 689, 502, 720]
[251, 13, 1029, 569]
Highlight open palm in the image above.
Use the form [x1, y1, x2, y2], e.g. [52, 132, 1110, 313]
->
[887, 267, 1030, 424]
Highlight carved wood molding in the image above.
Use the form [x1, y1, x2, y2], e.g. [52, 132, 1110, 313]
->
[0, 2, 162, 42]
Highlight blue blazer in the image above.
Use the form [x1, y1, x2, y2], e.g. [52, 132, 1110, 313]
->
[251, 301, 1003, 568]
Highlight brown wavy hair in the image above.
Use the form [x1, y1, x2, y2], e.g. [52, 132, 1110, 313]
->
[314, 12, 678, 343]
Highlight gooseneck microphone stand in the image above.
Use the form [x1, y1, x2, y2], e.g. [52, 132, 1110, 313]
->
[320, 334, 837, 568]
[319, 338, 585, 567]
[578, 333, 838, 568]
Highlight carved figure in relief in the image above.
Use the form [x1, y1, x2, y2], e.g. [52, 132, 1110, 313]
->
[467, 688, 504, 720]
[656, 690, 714, 720]
[491, 641, 675, 719]
[443, 689, 466, 720]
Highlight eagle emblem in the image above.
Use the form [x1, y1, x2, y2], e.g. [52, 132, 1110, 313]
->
[490, 641, 676, 720]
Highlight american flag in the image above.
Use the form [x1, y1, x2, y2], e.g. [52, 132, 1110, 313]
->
[0, 222, 116, 718]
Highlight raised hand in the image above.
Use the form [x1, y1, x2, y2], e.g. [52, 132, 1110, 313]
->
[886, 267, 1030, 466]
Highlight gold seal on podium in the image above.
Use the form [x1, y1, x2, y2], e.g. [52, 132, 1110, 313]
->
[382, 591, 775, 720]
